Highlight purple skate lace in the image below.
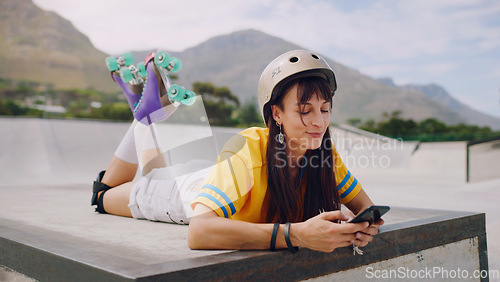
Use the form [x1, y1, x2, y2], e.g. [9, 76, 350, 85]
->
[133, 61, 170, 124]
[113, 74, 142, 112]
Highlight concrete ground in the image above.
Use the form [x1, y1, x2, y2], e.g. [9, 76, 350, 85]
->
[0, 117, 498, 278]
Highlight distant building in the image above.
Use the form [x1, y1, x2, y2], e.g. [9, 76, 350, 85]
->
[31, 105, 66, 114]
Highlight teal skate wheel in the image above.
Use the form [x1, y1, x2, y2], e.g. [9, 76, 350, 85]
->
[120, 67, 134, 83]
[181, 90, 196, 106]
[105, 56, 119, 72]
[137, 62, 147, 77]
[168, 84, 185, 101]
[170, 57, 182, 73]
[155, 51, 172, 68]
[122, 52, 134, 66]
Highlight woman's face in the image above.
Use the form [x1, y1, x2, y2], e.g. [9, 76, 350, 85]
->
[272, 83, 331, 155]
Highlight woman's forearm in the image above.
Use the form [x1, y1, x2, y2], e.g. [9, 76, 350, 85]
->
[188, 215, 293, 250]
[345, 188, 374, 215]
[188, 215, 266, 250]
[188, 205, 370, 252]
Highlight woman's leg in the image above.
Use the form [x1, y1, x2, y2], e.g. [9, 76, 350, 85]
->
[101, 156, 138, 187]
[101, 118, 139, 185]
[94, 119, 139, 217]
[134, 122, 167, 176]
[98, 122, 168, 217]
[100, 181, 135, 217]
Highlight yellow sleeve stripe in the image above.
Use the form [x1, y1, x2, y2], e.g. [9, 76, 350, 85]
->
[203, 184, 237, 215]
[341, 183, 361, 204]
[194, 184, 237, 219]
[336, 170, 352, 196]
[336, 170, 362, 204]
[193, 196, 227, 218]
[197, 192, 230, 218]
[340, 177, 358, 199]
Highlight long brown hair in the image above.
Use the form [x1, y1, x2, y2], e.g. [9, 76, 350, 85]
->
[265, 76, 340, 223]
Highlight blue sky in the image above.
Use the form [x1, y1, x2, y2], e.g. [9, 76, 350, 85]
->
[32, 0, 500, 118]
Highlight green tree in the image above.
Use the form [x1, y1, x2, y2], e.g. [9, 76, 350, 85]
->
[346, 117, 362, 127]
[0, 99, 43, 117]
[0, 100, 25, 115]
[90, 103, 132, 121]
[237, 101, 263, 127]
[419, 118, 448, 134]
[192, 82, 240, 126]
[417, 118, 448, 141]
[377, 111, 417, 138]
[357, 110, 500, 141]
[359, 118, 377, 132]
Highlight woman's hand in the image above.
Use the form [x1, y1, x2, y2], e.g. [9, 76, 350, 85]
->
[344, 210, 384, 247]
[292, 211, 370, 253]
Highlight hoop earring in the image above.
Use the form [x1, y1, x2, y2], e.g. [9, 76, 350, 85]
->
[276, 122, 284, 144]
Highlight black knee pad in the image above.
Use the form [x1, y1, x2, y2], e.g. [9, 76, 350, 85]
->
[95, 189, 108, 214]
[91, 170, 112, 214]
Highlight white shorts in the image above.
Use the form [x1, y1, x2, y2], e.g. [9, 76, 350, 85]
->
[128, 159, 213, 224]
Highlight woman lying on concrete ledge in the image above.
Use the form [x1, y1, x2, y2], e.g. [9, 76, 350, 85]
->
[92, 50, 383, 253]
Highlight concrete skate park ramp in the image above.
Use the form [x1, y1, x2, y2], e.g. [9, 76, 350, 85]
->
[468, 137, 500, 183]
[0, 118, 491, 280]
[0, 117, 133, 186]
[0, 117, 240, 187]
[0, 118, 423, 186]
[408, 141, 468, 181]
[332, 124, 483, 184]
[332, 124, 419, 170]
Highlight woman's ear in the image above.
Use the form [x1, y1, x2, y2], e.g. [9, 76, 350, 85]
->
[271, 105, 281, 124]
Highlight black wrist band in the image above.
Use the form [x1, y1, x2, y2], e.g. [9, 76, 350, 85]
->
[284, 222, 298, 254]
[270, 223, 279, 251]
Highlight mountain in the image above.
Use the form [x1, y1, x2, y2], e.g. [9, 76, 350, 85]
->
[2, 1, 498, 129]
[130, 30, 468, 126]
[158, 30, 468, 126]
[378, 78, 500, 129]
[130, 30, 300, 106]
[0, 0, 115, 92]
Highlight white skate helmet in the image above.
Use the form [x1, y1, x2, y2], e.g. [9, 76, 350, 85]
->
[257, 50, 337, 126]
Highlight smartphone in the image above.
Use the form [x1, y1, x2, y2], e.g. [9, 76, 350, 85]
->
[348, 205, 390, 224]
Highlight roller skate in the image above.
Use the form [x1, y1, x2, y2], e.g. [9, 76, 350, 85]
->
[131, 50, 197, 125]
[105, 52, 147, 112]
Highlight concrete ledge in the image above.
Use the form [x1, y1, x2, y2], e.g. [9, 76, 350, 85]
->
[0, 207, 488, 281]
[0, 118, 491, 280]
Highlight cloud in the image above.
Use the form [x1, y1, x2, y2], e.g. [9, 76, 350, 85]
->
[31, 0, 500, 117]
[274, 0, 500, 63]
[422, 62, 458, 76]
[33, 0, 500, 58]
[358, 61, 457, 84]
[492, 67, 500, 79]
[358, 64, 407, 78]
[34, 0, 273, 53]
